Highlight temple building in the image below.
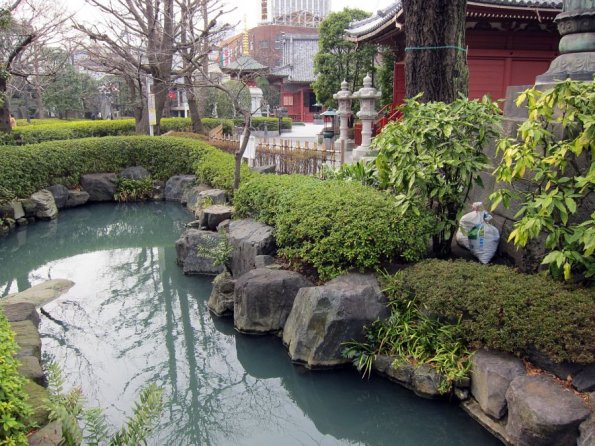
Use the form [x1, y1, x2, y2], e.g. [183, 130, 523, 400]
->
[346, 0, 563, 112]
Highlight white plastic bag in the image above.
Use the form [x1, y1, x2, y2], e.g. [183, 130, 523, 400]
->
[456, 202, 500, 264]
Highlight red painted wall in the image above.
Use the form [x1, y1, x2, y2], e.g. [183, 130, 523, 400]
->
[392, 29, 559, 105]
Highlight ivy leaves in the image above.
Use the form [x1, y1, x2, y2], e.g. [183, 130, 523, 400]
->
[490, 79, 595, 280]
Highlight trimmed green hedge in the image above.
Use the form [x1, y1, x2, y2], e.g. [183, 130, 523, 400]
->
[0, 308, 33, 445]
[232, 116, 293, 131]
[4, 117, 293, 145]
[392, 259, 595, 363]
[0, 118, 236, 145]
[0, 137, 211, 198]
[194, 147, 253, 192]
[234, 175, 433, 280]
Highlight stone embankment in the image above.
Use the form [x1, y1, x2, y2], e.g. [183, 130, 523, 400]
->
[2, 280, 74, 446]
[175, 181, 594, 446]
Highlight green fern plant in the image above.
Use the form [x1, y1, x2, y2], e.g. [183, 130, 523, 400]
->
[44, 363, 163, 446]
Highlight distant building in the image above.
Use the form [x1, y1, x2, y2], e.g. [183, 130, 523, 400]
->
[269, 0, 330, 27]
[270, 34, 319, 122]
[219, 24, 318, 69]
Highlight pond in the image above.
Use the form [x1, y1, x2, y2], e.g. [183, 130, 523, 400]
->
[0, 202, 502, 446]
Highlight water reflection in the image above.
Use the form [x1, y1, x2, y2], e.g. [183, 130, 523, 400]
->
[1, 203, 502, 446]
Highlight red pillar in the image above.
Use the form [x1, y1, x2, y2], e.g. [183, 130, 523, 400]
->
[300, 88, 304, 122]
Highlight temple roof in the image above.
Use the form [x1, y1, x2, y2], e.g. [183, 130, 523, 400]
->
[270, 35, 319, 83]
[221, 55, 268, 72]
[346, 0, 563, 42]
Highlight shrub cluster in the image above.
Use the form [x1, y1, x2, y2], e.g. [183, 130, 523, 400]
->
[391, 259, 595, 364]
[0, 136, 212, 198]
[234, 175, 433, 280]
[193, 147, 253, 192]
[0, 309, 33, 445]
[232, 117, 293, 132]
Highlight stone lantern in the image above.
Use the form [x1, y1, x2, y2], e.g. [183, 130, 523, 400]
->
[352, 73, 381, 161]
[332, 80, 354, 158]
[536, 0, 595, 84]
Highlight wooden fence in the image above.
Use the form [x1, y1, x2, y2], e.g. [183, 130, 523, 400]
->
[208, 132, 343, 175]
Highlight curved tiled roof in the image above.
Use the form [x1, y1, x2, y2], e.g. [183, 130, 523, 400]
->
[346, 0, 562, 39]
[346, 1, 402, 36]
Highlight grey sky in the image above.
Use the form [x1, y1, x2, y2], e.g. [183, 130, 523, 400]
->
[67, 0, 392, 30]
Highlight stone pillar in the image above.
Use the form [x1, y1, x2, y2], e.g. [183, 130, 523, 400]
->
[536, 0, 595, 84]
[352, 74, 382, 161]
[332, 80, 354, 156]
[249, 87, 264, 116]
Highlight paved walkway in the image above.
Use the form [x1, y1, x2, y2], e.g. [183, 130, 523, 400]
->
[256, 123, 354, 164]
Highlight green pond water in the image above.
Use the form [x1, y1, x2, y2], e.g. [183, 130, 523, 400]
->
[0, 202, 503, 446]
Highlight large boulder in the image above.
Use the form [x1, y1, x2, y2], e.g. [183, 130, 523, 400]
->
[506, 375, 590, 446]
[373, 355, 415, 389]
[412, 364, 445, 399]
[2, 302, 40, 326]
[175, 229, 224, 275]
[119, 166, 150, 179]
[207, 272, 235, 316]
[573, 364, 595, 393]
[30, 190, 58, 220]
[28, 421, 63, 446]
[20, 198, 37, 217]
[18, 355, 45, 386]
[2, 279, 74, 306]
[65, 190, 90, 208]
[228, 219, 276, 278]
[282, 273, 389, 369]
[184, 185, 214, 211]
[8, 200, 25, 220]
[199, 205, 233, 231]
[579, 414, 595, 446]
[80, 173, 117, 202]
[164, 175, 196, 202]
[471, 349, 526, 419]
[234, 268, 313, 334]
[46, 184, 69, 209]
[11, 320, 41, 358]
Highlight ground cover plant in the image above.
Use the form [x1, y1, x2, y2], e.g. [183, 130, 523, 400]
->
[391, 259, 594, 363]
[344, 259, 594, 393]
[114, 177, 154, 202]
[234, 174, 434, 280]
[490, 79, 595, 281]
[0, 309, 33, 446]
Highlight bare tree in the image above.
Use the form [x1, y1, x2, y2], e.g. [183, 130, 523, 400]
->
[0, 0, 70, 131]
[75, 0, 177, 134]
[176, 0, 232, 133]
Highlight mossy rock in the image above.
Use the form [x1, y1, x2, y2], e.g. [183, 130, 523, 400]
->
[11, 320, 41, 358]
[23, 380, 49, 427]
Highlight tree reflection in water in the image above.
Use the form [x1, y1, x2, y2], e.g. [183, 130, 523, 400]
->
[2, 203, 502, 446]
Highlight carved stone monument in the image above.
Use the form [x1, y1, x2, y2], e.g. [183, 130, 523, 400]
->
[536, 0, 595, 83]
[332, 80, 355, 156]
[352, 74, 381, 161]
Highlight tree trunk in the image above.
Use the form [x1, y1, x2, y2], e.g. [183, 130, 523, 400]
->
[233, 113, 252, 191]
[185, 75, 204, 134]
[0, 77, 12, 133]
[402, 0, 468, 102]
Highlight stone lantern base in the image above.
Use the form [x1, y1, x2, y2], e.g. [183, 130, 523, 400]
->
[536, 52, 595, 84]
[352, 146, 378, 161]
